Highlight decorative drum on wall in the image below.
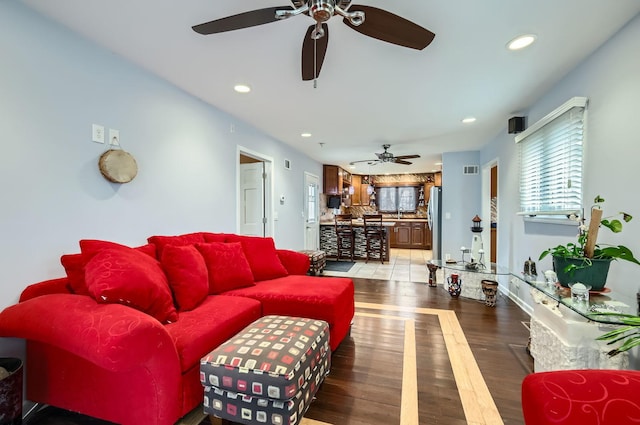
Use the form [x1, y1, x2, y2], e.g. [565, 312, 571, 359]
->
[98, 149, 138, 183]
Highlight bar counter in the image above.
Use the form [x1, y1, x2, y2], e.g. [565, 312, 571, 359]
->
[319, 220, 395, 261]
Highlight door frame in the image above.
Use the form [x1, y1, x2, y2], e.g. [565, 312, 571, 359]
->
[481, 157, 499, 267]
[303, 171, 320, 250]
[237, 146, 274, 237]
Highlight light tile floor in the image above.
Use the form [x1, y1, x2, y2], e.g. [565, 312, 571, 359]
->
[323, 248, 432, 283]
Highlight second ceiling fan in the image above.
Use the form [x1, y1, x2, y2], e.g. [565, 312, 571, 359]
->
[350, 144, 420, 166]
[192, 0, 435, 81]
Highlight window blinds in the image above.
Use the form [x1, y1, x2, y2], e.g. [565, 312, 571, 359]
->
[516, 97, 587, 215]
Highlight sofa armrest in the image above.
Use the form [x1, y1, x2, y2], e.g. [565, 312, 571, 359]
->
[522, 369, 640, 424]
[0, 294, 178, 373]
[277, 249, 310, 275]
[19, 277, 71, 302]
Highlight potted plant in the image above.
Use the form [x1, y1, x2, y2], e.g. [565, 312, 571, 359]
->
[539, 195, 640, 290]
[594, 312, 640, 356]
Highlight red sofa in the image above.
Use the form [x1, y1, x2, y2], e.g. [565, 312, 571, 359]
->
[522, 369, 640, 424]
[0, 232, 355, 425]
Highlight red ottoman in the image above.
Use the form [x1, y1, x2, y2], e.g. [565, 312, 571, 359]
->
[201, 315, 330, 425]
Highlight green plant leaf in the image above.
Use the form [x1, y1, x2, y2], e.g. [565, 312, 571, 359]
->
[601, 219, 622, 233]
[594, 195, 605, 203]
[622, 212, 633, 222]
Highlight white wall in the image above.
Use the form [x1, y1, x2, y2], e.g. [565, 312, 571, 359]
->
[0, 0, 321, 327]
[481, 13, 640, 310]
[441, 151, 482, 262]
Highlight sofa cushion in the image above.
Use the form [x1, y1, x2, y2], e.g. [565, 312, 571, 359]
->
[147, 232, 206, 259]
[84, 247, 178, 324]
[62, 241, 156, 295]
[165, 295, 262, 372]
[161, 244, 209, 311]
[225, 235, 288, 282]
[201, 232, 230, 243]
[195, 242, 255, 294]
[223, 275, 355, 351]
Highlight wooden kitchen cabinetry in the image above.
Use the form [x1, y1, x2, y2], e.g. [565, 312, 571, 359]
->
[323, 165, 351, 196]
[389, 220, 432, 249]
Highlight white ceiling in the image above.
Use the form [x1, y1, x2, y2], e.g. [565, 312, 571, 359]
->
[23, 1, 640, 175]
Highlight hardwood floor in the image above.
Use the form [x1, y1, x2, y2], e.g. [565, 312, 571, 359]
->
[26, 276, 533, 425]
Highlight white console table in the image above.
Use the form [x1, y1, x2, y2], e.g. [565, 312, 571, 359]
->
[429, 260, 632, 371]
[525, 279, 630, 371]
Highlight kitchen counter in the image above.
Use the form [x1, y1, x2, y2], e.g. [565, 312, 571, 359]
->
[319, 221, 391, 261]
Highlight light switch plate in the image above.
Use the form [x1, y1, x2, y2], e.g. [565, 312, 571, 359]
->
[109, 129, 120, 146]
[92, 124, 105, 144]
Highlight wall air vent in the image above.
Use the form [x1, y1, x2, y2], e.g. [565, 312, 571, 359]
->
[463, 165, 479, 175]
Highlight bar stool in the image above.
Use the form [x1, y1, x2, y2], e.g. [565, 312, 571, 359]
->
[334, 214, 354, 261]
[363, 214, 384, 264]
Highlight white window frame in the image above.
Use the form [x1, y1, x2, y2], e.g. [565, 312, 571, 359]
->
[516, 97, 588, 218]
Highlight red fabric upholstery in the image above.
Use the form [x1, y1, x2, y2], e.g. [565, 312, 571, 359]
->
[61, 242, 155, 295]
[522, 370, 640, 425]
[223, 275, 354, 351]
[160, 244, 209, 311]
[226, 235, 289, 281]
[277, 249, 311, 275]
[0, 233, 354, 425]
[165, 295, 262, 372]
[84, 248, 178, 323]
[196, 242, 255, 293]
[19, 277, 70, 302]
[147, 232, 206, 258]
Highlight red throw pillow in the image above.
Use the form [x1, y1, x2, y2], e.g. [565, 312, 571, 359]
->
[84, 247, 178, 323]
[195, 242, 255, 294]
[201, 232, 230, 243]
[147, 232, 206, 259]
[161, 244, 209, 311]
[62, 241, 156, 295]
[225, 235, 288, 281]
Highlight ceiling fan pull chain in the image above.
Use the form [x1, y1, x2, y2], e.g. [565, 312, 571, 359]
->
[314, 32, 318, 88]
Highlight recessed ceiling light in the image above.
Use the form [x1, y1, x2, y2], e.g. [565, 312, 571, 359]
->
[462, 117, 477, 124]
[234, 84, 251, 93]
[507, 34, 536, 51]
[301, 133, 312, 138]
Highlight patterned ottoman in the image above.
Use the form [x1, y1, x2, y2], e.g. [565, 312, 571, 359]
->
[201, 315, 331, 425]
[298, 250, 326, 276]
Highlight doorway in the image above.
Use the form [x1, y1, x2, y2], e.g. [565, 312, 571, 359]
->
[237, 147, 273, 237]
[304, 172, 320, 250]
[481, 160, 498, 264]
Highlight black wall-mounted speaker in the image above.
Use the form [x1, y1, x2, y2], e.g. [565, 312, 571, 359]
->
[508, 116, 525, 134]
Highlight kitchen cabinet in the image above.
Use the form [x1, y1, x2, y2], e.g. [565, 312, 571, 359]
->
[323, 165, 351, 198]
[351, 175, 361, 205]
[389, 221, 431, 249]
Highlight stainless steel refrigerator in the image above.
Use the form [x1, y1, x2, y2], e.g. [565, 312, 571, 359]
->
[427, 186, 442, 260]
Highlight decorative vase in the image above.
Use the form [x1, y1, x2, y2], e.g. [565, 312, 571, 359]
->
[481, 279, 499, 307]
[447, 273, 462, 298]
[427, 263, 439, 287]
[552, 256, 612, 291]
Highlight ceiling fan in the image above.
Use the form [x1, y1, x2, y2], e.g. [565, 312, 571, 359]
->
[349, 144, 420, 166]
[192, 0, 435, 81]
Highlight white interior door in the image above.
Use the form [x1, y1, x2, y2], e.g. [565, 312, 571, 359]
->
[304, 172, 320, 250]
[240, 162, 265, 236]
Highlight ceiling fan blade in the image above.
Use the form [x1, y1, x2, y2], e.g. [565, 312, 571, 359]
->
[343, 5, 435, 50]
[349, 159, 379, 165]
[192, 6, 293, 35]
[302, 24, 329, 81]
[394, 154, 420, 160]
[394, 159, 413, 165]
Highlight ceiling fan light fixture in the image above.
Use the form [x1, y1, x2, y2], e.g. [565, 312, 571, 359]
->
[507, 34, 536, 51]
[309, 0, 335, 22]
[233, 84, 251, 93]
